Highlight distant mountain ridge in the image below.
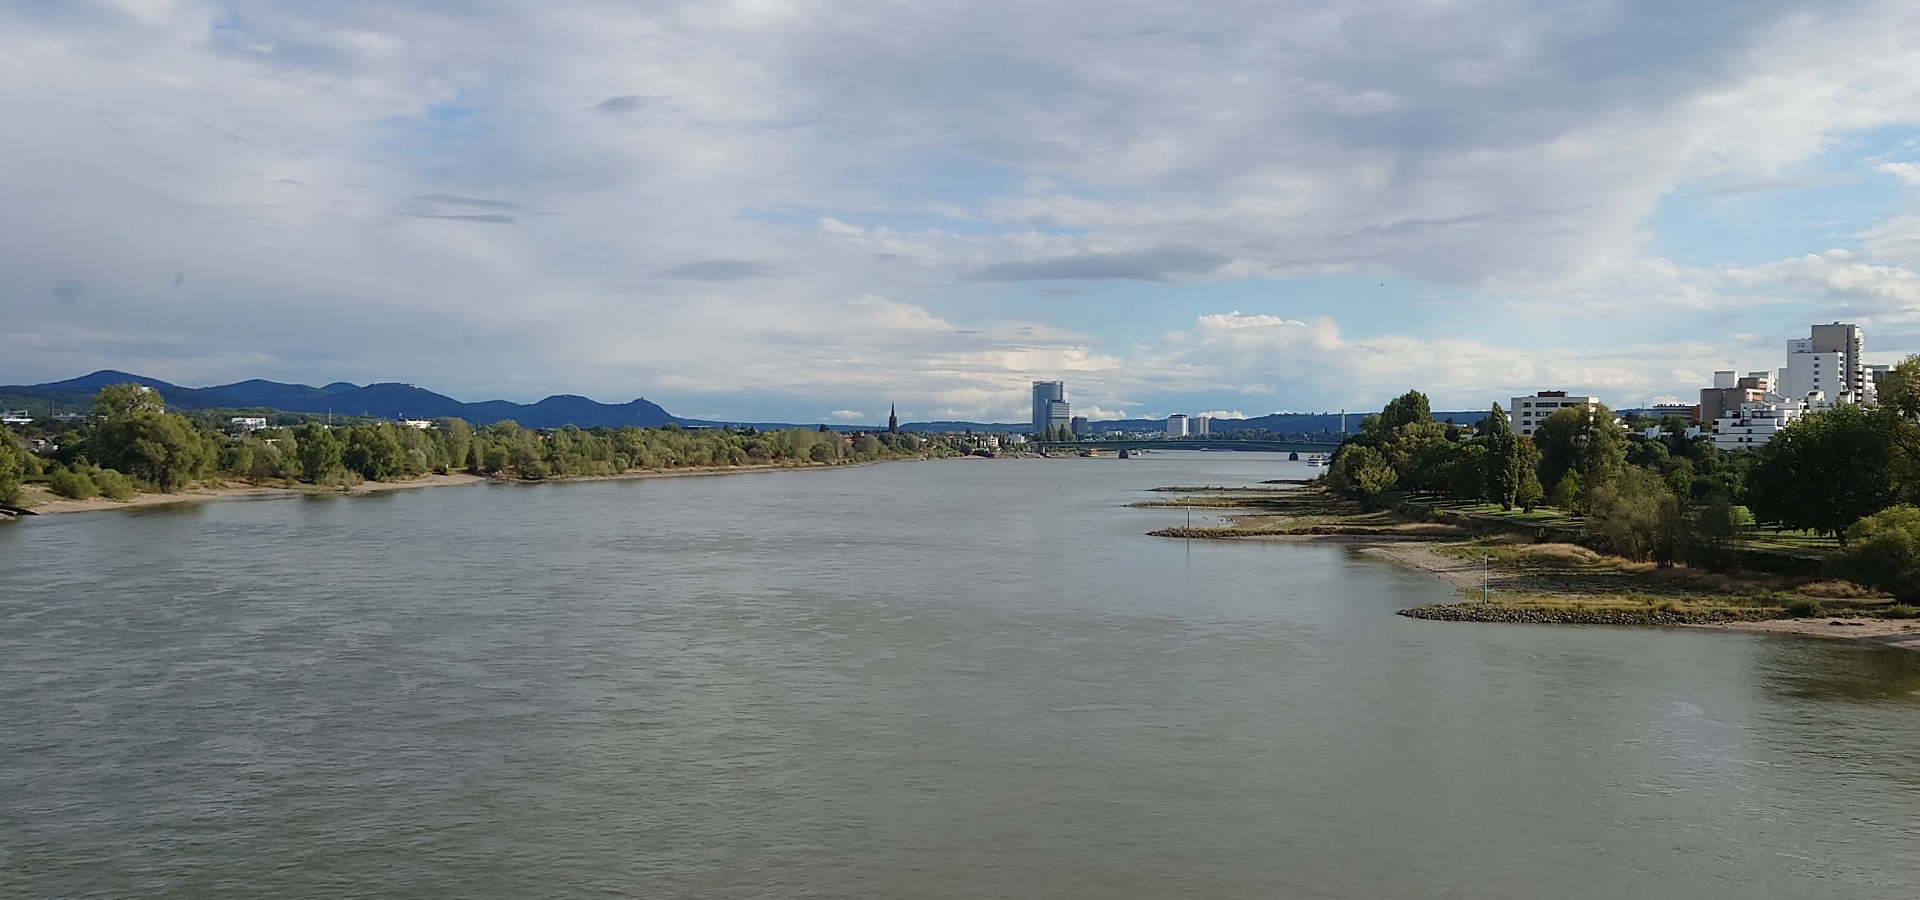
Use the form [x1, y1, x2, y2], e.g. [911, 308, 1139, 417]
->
[3, 371, 1489, 433]
[0, 371, 677, 430]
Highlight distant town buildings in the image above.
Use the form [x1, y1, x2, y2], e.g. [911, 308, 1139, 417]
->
[1, 410, 32, 426]
[230, 417, 269, 432]
[1508, 391, 1601, 437]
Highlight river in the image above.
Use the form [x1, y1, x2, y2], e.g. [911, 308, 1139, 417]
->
[3, 452, 1918, 898]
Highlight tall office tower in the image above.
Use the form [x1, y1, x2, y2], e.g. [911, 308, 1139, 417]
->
[1166, 414, 1188, 438]
[1193, 415, 1212, 436]
[1807, 322, 1866, 400]
[1031, 381, 1066, 435]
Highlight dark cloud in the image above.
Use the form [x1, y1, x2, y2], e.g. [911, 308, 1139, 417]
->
[965, 247, 1228, 282]
[595, 95, 666, 114]
[414, 193, 523, 211]
[659, 260, 775, 281]
[400, 213, 518, 225]
[51, 279, 86, 304]
[399, 194, 524, 225]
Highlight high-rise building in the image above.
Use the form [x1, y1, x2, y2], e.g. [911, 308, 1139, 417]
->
[1031, 381, 1067, 435]
[1192, 415, 1211, 437]
[1808, 322, 1866, 397]
[1166, 414, 1188, 438]
[1070, 416, 1089, 438]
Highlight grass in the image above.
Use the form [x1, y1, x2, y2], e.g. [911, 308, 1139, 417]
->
[1428, 537, 1896, 619]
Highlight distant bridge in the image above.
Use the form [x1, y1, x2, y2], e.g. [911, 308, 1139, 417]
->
[1033, 439, 1338, 453]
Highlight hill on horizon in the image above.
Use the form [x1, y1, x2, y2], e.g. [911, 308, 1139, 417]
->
[0, 371, 678, 430]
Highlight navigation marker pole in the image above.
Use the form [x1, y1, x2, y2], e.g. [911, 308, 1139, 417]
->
[1483, 552, 1489, 602]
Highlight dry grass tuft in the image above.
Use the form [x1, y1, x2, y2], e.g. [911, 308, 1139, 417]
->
[1795, 579, 1885, 600]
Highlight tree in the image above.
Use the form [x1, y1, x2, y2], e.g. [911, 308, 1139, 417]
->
[90, 383, 166, 420]
[1879, 354, 1920, 421]
[1532, 404, 1626, 512]
[1484, 403, 1520, 509]
[293, 423, 345, 483]
[1378, 390, 1432, 432]
[1587, 467, 1675, 563]
[1745, 404, 1895, 540]
[1515, 440, 1544, 512]
[86, 404, 217, 492]
[0, 433, 24, 506]
[343, 424, 405, 481]
[1329, 445, 1396, 509]
[1833, 506, 1920, 600]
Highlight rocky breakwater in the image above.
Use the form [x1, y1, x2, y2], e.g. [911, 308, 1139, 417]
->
[1398, 603, 1776, 626]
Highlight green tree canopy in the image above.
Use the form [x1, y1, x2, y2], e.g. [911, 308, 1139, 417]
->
[90, 383, 166, 420]
[1745, 404, 1896, 540]
[293, 423, 345, 484]
[1834, 505, 1920, 600]
[0, 433, 24, 506]
[1532, 403, 1626, 511]
[1484, 403, 1520, 510]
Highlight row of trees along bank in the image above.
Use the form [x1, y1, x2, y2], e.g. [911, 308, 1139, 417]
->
[0, 384, 959, 507]
[1323, 356, 1920, 599]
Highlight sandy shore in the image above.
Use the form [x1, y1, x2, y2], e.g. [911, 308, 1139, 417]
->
[6, 459, 915, 518]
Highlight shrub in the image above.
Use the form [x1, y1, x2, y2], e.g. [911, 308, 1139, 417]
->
[92, 468, 137, 501]
[49, 466, 99, 500]
[1784, 598, 1826, 618]
[1884, 605, 1918, 620]
[1833, 505, 1920, 601]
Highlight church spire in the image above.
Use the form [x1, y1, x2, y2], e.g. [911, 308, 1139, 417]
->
[888, 403, 898, 434]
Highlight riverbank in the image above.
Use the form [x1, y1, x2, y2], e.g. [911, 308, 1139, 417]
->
[1142, 482, 1920, 651]
[7, 458, 933, 518]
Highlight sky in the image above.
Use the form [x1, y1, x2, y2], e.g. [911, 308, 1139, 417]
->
[6, 1, 1920, 424]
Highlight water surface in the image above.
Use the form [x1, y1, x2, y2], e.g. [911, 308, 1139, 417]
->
[4, 453, 1918, 898]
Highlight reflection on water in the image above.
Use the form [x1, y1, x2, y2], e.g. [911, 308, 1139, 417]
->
[2, 453, 1917, 899]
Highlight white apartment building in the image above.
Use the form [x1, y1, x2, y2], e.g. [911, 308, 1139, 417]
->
[1779, 349, 1846, 403]
[1712, 396, 1805, 451]
[1166, 414, 1188, 438]
[1192, 415, 1211, 437]
[229, 417, 269, 432]
[1508, 391, 1601, 437]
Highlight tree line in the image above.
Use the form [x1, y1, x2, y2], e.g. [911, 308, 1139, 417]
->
[1323, 356, 1920, 598]
[0, 384, 958, 506]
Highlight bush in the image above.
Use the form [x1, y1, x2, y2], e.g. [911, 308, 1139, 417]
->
[49, 466, 99, 500]
[92, 468, 137, 501]
[1884, 604, 1918, 620]
[1834, 505, 1920, 601]
[1784, 598, 1826, 618]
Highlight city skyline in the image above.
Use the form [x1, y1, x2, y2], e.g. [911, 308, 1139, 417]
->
[6, 2, 1920, 423]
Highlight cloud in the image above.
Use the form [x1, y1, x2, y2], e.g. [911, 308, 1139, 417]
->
[5, 0, 1920, 423]
[659, 260, 774, 281]
[1877, 162, 1920, 188]
[50, 279, 86, 304]
[595, 95, 665, 114]
[964, 246, 1230, 282]
[398, 195, 523, 225]
[827, 409, 867, 421]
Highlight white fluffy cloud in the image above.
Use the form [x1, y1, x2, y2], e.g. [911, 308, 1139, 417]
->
[5, 0, 1920, 421]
